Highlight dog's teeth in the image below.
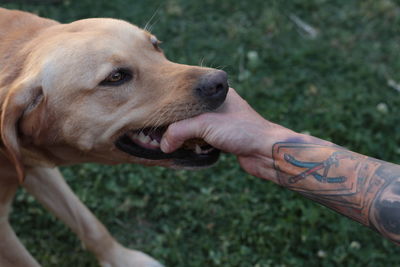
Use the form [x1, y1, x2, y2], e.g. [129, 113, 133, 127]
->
[129, 132, 137, 139]
[139, 132, 151, 143]
[150, 139, 160, 147]
[195, 144, 202, 154]
[203, 148, 214, 154]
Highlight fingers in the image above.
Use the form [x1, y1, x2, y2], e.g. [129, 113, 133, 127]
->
[160, 88, 246, 153]
[160, 116, 206, 153]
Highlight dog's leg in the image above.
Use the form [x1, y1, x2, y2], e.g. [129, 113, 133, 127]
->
[23, 167, 163, 267]
[0, 176, 40, 267]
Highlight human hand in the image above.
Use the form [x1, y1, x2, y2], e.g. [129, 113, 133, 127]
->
[160, 88, 291, 178]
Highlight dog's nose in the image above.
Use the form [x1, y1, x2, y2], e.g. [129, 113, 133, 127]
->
[195, 70, 229, 110]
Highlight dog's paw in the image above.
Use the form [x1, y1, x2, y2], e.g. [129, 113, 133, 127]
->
[99, 245, 163, 267]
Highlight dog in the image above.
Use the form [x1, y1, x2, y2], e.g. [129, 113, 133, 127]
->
[0, 8, 228, 267]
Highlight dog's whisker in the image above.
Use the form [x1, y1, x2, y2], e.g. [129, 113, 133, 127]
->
[214, 65, 227, 71]
[143, 6, 161, 32]
[199, 57, 206, 68]
[146, 17, 160, 33]
[140, 106, 170, 131]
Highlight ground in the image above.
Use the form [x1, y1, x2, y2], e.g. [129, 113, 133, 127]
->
[1, 0, 400, 266]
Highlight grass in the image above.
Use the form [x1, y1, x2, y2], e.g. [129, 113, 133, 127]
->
[2, 0, 400, 266]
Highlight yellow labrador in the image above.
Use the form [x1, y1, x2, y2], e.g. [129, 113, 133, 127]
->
[0, 8, 228, 267]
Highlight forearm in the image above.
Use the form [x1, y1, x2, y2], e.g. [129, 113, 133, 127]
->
[160, 88, 400, 244]
[256, 129, 400, 244]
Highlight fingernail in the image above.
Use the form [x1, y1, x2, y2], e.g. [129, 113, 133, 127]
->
[160, 138, 170, 153]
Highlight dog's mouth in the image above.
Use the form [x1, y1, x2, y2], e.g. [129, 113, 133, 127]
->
[115, 126, 220, 167]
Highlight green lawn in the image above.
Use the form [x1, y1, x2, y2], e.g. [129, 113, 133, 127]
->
[2, 0, 400, 266]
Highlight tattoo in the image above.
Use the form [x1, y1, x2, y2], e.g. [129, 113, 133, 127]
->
[272, 142, 400, 244]
[284, 151, 352, 184]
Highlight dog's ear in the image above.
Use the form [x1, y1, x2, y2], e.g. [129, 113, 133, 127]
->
[1, 83, 45, 184]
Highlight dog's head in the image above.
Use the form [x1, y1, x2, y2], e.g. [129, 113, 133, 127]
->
[0, 18, 228, 182]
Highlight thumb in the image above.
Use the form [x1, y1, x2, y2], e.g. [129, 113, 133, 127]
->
[160, 116, 205, 153]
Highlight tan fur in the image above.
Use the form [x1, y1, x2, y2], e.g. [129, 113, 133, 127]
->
[0, 8, 221, 267]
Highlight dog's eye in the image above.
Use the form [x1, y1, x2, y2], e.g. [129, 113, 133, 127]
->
[109, 72, 124, 82]
[100, 69, 132, 86]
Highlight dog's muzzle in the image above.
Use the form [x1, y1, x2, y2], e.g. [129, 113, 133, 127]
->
[115, 70, 229, 167]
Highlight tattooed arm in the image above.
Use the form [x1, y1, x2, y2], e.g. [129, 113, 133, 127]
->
[161, 88, 400, 244]
[272, 142, 400, 243]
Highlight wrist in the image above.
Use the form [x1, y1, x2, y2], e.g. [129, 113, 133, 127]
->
[237, 126, 300, 182]
[253, 125, 301, 157]
[243, 127, 334, 182]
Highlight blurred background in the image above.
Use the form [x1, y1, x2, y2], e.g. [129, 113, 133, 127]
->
[1, 0, 400, 266]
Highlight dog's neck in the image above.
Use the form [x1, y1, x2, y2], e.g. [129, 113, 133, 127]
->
[0, 8, 59, 171]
